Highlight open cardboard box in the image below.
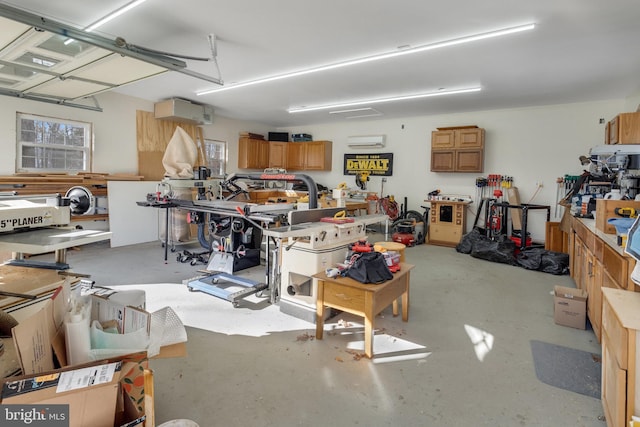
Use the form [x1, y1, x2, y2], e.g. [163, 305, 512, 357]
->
[10, 282, 186, 376]
[3, 283, 185, 426]
[1, 352, 153, 427]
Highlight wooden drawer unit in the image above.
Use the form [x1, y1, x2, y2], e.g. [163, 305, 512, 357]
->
[323, 283, 366, 312]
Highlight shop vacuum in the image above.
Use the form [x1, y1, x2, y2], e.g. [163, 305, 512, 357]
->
[392, 221, 418, 246]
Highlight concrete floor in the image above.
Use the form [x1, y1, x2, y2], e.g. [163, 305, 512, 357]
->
[63, 233, 605, 427]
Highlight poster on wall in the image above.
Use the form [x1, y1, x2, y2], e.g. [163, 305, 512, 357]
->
[343, 153, 393, 176]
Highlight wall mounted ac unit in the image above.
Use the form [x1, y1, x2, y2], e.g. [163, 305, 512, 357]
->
[347, 135, 386, 148]
[154, 98, 214, 125]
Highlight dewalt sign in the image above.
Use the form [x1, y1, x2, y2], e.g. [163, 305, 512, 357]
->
[343, 153, 393, 176]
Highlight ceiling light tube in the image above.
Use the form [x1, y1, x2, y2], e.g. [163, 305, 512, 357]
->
[64, 0, 149, 44]
[287, 87, 481, 113]
[197, 23, 533, 96]
[86, 0, 149, 32]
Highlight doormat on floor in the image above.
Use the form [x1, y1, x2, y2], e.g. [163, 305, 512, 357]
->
[530, 340, 601, 399]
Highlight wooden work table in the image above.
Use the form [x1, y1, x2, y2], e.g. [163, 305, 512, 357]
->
[313, 263, 414, 358]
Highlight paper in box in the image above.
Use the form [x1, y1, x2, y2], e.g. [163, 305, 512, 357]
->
[553, 285, 587, 329]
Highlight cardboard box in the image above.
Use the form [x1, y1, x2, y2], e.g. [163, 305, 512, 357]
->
[554, 285, 587, 329]
[1, 361, 123, 427]
[1, 354, 152, 427]
[595, 199, 640, 234]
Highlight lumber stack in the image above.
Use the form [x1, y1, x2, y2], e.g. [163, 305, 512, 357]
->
[0, 173, 144, 221]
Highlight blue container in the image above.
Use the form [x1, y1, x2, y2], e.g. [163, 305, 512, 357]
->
[607, 217, 637, 235]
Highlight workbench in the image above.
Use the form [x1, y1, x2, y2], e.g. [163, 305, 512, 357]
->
[313, 263, 414, 358]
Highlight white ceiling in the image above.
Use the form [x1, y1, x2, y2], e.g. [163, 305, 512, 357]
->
[2, 0, 640, 127]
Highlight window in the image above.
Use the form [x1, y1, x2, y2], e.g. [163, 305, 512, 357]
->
[204, 139, 226, 177]
[16, 113, 92, 173]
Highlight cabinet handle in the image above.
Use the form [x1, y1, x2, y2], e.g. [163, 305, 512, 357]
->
[588, 261, 593, 277]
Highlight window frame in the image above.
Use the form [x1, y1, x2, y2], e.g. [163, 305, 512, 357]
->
[16, 112, 93, 174]
[204, 138, 227, 178]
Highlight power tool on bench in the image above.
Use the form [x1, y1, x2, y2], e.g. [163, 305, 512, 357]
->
[615, 207, 637, 218]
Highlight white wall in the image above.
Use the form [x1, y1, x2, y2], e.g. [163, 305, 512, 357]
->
[281, 99, 627, 240]
[0, 91, 271, 176]
[0, 90, 633, 241]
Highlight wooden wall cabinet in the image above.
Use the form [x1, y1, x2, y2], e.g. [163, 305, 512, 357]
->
[239, 139, 332, 171]
[607, 112, 640, 145]
[431, 126, 484, 172]
[238, 137, 269, 169]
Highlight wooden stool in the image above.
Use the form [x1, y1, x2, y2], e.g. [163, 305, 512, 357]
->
[374, 241, 407, 316]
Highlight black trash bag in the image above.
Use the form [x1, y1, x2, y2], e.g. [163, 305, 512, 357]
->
[344, 251, 394, 284]
[516, 247, 570, 275]
[470, 234, 517, 265]
[540, 250, 570, 275]
[456, 228, 487, 254]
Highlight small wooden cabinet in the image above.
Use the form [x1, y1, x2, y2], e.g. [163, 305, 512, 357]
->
[601, 288, 640, 427]
[431, 126, 484, 172]
[427, 200, 469, 247]
[238, 137, 269, 169]
[607, 112, 640, 145]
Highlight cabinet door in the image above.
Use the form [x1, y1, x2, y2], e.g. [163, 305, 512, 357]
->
[305, 141, 332, 170]
[455, 128, 484, 148]
[431, 131, 455, 149]
[269, 142, 287, 168]
[603, 244, 628, 289]
[286, 142, 306, 170]
[455, 149, 483, 172]
[618, 112, 640, 144]
[431, 150, 455, 172]
[258, 140, 269, 169]
[238, 138, 269, 169]
[609, 116, 619, 144]
[573, 236, 584, 288]
[601, 338, 627, 427]
[586, 255, 603, 341]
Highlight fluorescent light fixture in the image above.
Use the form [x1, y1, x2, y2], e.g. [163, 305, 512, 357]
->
[196, 23, 534, 96]
[64, 0, 149, 44]
[288, 87, 481, 113]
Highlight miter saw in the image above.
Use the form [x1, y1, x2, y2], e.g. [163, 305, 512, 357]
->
[355, 171, 370, 190]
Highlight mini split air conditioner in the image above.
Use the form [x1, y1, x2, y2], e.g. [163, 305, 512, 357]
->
[347, 135, 386, 149]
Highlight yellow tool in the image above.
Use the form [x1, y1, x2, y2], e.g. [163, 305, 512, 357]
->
[615, 207, 637, 218]
[334, 210, 346, 218]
